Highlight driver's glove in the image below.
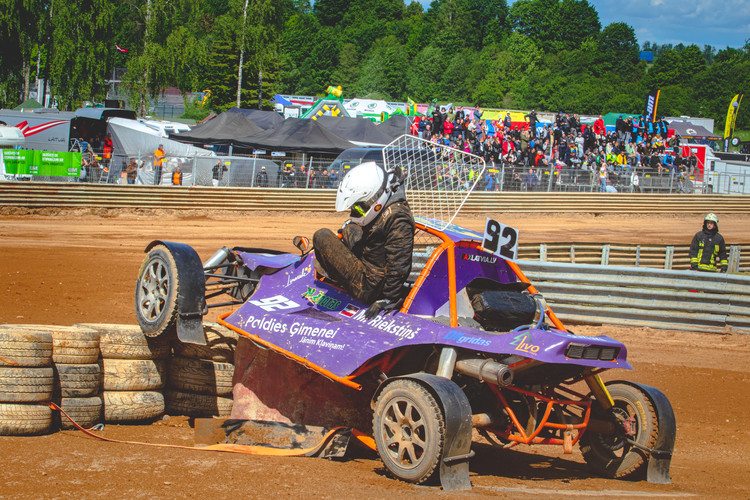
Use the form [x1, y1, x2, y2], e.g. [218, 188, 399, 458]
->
[364, 298, 401, 319]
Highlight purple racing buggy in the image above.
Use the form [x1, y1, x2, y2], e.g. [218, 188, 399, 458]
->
[134, 136, 675, 490]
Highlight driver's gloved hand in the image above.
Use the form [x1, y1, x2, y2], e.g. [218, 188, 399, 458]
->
[364, 298, 401, 319]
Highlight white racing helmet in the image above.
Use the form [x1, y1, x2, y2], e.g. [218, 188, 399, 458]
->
[336, 162, 393, 226]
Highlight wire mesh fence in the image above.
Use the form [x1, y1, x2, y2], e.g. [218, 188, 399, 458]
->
[4, 146, 749, 195]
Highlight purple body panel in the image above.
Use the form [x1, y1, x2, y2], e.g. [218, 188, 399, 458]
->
[407, 245, 517, 315]
[224, 250, 631, 378]
[235, 250, 300, 271]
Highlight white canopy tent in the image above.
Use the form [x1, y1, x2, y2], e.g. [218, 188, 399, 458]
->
[107, 117, 216, 185]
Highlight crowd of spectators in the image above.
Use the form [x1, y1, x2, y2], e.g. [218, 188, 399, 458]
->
[410, 106, 696, 192]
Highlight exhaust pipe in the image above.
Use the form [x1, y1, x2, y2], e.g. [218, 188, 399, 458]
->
[454, 358, 514, 387]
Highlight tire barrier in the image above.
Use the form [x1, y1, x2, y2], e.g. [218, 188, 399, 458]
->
[76, 324, 171, 424]
[0, 328, 54, 435]
[165, 322, 236, 418]
[0, 322, 238, 433]
[102, 391, 165, 423]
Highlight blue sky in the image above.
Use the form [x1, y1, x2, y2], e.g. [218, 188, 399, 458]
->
[417, 0, 749, 49]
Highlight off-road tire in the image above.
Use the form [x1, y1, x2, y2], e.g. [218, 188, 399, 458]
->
[164, 389, 233, 417]
[0, 403, 52, 435]
[372, 379, 446, 485]
[167, 356, 233, 396]
[101, 359, 167, 391]
[103, 391, 165, 423]
[580, 383, 659, 480]
[56, 395, 103, 430]
[49, 326, 100, 364]
[55, 363, 101, 398]
[78, 324, 170, 360]
[172, 322, 237, 363]
[135, 245, 180, 338]
[0, 328, 53, 367]
[0, 366, 54, 402]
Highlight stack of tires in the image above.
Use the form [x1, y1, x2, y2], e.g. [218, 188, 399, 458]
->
[165, 322, 236, 418]
[0, 326, 55, 435]
[48, 325, 102, 430]
[77, 324, 170, 424]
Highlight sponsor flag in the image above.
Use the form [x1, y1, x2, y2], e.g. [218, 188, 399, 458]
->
[115, 45, 129, 53]
[724, 93, 743, 139]
[340, 304, 360, 318]
[643, 89, 660, 121]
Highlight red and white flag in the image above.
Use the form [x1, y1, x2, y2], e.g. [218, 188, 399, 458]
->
[115, 45, 129, 54]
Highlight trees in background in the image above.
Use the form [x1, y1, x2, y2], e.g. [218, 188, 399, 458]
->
[0, 0, 747, 130]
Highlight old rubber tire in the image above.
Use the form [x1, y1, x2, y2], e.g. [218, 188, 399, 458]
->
[0, 327, 53, 367]
[164, 389, 233, 417]
[0, 403, 52, 435]
[0, 366, 54, 402]
[55, 363, 102, 398]
[372, 379, 445, 485]
[78, 324, 170, 360]
[135, 245, 180, 338]
[167, 356, 234, 396]
[57, 395, 103, 430]
[172, 322, 237, 363]
[103, 391, 165, 423]
[580, 382, 659, 480]
[101, 359, 167, 391]
[49, 326, 100, 364]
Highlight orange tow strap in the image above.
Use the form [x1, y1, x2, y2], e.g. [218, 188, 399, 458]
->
[43, 402, 376, 456]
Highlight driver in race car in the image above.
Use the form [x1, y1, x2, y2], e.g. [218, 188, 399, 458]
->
[313, 162, 414, 319]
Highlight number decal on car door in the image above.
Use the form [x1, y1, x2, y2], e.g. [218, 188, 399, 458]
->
[249, 295, 301, 311]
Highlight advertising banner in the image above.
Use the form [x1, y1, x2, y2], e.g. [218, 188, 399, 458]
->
[1, 150, 82, 176]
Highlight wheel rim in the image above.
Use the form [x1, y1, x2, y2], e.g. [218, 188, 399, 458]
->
[138, 257, 170, 322]
[380, 397, 428, 470]
[594, 399, 640, 458]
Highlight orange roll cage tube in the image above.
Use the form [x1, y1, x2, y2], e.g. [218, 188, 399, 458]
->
[486, 383, 592, 451]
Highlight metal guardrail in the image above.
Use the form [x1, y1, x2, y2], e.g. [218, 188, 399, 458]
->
[3, 182, 750, 214]
[520, 261, 750, 333]
[518, 242, 748, 273]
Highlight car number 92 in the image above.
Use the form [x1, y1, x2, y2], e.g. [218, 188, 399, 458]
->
[482, 218, 519, 261]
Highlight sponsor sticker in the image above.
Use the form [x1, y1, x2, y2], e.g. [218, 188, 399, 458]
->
[302, 286, 341, 310]
[340, 303, 360, 318]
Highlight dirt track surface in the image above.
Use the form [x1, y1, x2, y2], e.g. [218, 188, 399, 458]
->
[1, 210, 749, 498]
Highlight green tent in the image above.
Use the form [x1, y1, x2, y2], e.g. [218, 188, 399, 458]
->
[13, 98, 43, 111]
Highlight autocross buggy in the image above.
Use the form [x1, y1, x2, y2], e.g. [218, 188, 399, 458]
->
[135, 135, 676, 491]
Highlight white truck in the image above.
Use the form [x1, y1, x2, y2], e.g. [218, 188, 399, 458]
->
[704, 157, 750, 194]
[0, 107, 136, 152]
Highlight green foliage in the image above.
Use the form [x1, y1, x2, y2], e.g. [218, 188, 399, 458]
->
[0, 0, 746, 131]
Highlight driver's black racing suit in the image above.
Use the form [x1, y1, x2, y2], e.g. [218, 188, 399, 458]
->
[313, 187, 415, 305]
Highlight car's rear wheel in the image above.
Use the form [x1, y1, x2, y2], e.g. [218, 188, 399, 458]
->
[135, 245, 179, 338]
